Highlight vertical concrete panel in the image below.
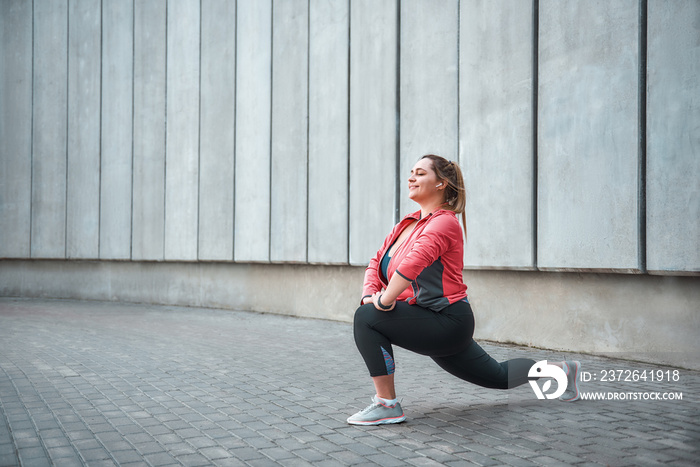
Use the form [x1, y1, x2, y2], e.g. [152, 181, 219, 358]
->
[538, 0, 640, 271]
[349, 0, 397, 265]
[235, 0, 272, 262]
[165, 0, 200, 261]
[100, 0, 133, 260]
[31, 0, 68, 258]
[399, 0, 459, 216]
[199, 0, 235, 261]
[132, 0, 166, 260]
[271, 0, 308, 263]
[0, 1, 32, 258]
[460, 0, 534, 269]
[308, 0, 349, 264]
[647, 0, 700, 274]
[66, 0, 101, 259]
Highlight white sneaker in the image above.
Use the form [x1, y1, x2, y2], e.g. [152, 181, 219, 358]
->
[347, 396, 406, 425]
[559, 361, 581, 401]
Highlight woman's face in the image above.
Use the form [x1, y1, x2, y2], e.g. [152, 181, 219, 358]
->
[408, 158, 443, 203]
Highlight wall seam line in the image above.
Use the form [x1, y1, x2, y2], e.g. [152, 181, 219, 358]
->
[98, 0, 104, 259]
[65, 0, 70, 259]
[129, 0, 135, 261]
[232, 0, 237, 261]
[163, 0, 168, 261]
[29, 0, 35, 258]
[456, 0, 460, 168]
[268, 0, 274, 263]
[305, 0, 310, 263]
[532, 0, 539, 270]
[346, 0, 351, 265]
[456, 0, 460, 164]
[197, 0, 203, 261]
[394, 0, 401, 224]
[638, 0, 648, 273]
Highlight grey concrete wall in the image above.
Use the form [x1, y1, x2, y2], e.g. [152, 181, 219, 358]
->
[309, 0, 349, 264]
[2, 0, 697, 273]
[199, 0, 236, 261]
[348, 0, 397, 265]
[30, 0, 68, 259]
[100, 0, 134, 260]
[234, 0, 271, 262]
[66, 0, 101, 259]
[538, 0, 641, 272]
[0, 0, 32, 258]
[1, 1, 699, 362]
[646, 0, 700, 274]
[132, 0, 166, 261]
[165, 0, 200, 261]
[271, 0, 309, 263]
[460, 0, 535, 270]
[399, 0, 459, 216]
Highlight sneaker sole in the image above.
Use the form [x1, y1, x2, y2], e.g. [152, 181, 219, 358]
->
[347, 415, 406, 426]
[560, 394, 580, 402]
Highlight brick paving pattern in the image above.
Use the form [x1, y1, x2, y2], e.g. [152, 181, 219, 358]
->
[0, 298, 698, 466]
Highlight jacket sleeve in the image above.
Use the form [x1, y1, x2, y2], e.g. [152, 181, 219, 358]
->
[395, 214, 458, 282]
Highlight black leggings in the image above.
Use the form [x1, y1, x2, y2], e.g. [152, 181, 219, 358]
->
[353, 300, 534, 389]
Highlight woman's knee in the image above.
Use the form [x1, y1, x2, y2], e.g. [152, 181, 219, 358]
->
[353, 303, 379, 327]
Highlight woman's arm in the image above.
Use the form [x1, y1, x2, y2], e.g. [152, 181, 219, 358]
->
[394, 214, 456, 283]
[372, 273, 411, 311]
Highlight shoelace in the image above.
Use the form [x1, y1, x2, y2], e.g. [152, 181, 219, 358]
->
[358, 402, 382, 415]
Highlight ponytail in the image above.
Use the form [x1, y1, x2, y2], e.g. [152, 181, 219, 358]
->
[421, 154, 467, 242]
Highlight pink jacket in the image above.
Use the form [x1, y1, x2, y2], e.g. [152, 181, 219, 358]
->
[362, 209, 468, 311]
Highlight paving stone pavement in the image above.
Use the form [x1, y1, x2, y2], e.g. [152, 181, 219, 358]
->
[0, 298, 698, 467]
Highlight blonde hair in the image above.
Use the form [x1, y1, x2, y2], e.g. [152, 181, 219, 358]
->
[421, 154, 467, 241]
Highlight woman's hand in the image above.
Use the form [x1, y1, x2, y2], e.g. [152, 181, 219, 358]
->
[370, 274, 410, 311]
[372, 291, 395, 311]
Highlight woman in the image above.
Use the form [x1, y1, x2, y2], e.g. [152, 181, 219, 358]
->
[348, 154, 580, 426]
